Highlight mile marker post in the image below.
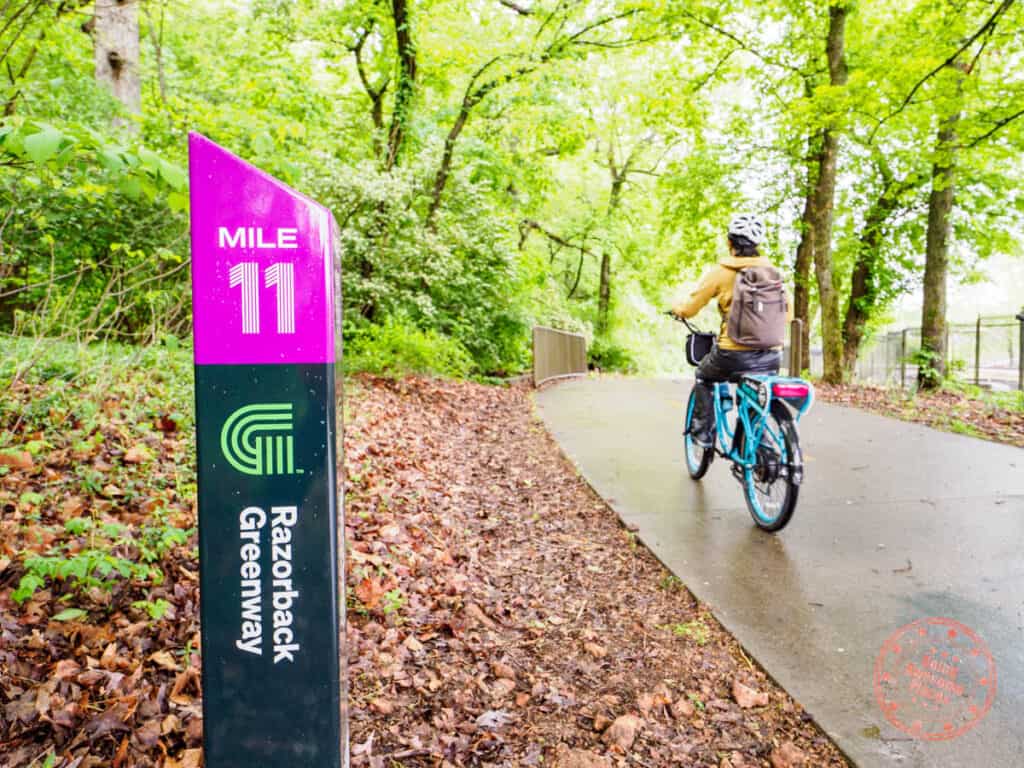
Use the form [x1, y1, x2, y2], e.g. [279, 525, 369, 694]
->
[188, 133, 346, 767]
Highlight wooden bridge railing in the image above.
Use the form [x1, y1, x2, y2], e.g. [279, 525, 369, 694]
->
[533, 326, 587, 387]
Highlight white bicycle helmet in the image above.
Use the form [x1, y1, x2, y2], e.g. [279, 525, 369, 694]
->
[728, 214, 766, 245]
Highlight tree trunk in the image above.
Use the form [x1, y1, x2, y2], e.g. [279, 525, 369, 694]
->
[792, 151, 816, 373]
[350, 24, 389, 162]
[143, 0, 167, 103]
[93, 0, 141, 124]
[810, 4, 848, 384]
[597, 153, 627, 334]
[840, 168, 919, 376]
[427, 105, 470, 224]
[386, 0, 416, 170]
[919, 113, 961, 389]
[811, 128, 843, 383]
[597, 251, 611, 334]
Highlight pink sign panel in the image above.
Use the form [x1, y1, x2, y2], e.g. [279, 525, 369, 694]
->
[189, 132, 336, 365]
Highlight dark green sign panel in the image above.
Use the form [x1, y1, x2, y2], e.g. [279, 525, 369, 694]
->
[189, 134, 345, 766]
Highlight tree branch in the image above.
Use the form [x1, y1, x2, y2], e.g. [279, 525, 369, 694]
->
[570, 34, 659, 49]
[519, 219, 598, 258]
[690, 48, 737, 93]
[497, 0, 532, 16]
[961, 104, 1024, 149]
[867, 0, 1016, 143]
[676, 7, 810, 81]
[425, 6, 655, 222]
[560, 8, 640, 48]
[566, 238, 586, 298]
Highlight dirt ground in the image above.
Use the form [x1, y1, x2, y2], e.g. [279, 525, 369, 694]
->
[343, 376, 850, 768]
[814, 381, 1023, 448]
[1, 374, 851, 767]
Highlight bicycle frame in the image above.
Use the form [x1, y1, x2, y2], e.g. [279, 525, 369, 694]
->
[670, 312, 814, 479]
[708, 374, 813, 471]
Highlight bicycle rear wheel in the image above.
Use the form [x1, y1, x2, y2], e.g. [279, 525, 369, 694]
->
[684, 387, 713, 480]
[736, 401, 800, 532]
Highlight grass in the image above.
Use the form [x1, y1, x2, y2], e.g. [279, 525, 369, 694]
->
[0, 335, 195, 448]
[817, 376, 1024, 448]
[0, 335, 199, 615]
[942, 380, 1024, 414]
[664, 618, 711, 645]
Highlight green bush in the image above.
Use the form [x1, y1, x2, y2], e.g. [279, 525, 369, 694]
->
[345, 319, 475, 379]
[589, 337, 637, 373]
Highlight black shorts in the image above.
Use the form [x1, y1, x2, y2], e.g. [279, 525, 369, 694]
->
[696, 347, 781, 383]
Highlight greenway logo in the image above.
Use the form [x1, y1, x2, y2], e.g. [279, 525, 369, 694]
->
[220, 403, 300, 476]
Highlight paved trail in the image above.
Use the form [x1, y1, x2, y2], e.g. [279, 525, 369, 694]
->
[537, 376, 1024, 768]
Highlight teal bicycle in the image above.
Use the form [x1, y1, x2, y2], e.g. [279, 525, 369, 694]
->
[672, 316, 814, 532]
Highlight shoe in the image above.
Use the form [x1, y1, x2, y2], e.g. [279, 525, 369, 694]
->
[688, 420, 713, 449]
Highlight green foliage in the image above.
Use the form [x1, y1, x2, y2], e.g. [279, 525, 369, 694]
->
[942, 380, 1024, 415]
[0, 337, 196, 612]
[659, 574, 683, 592]
[910, 348, 945, 389]
[14, 548, 155, 604]
[132, 598, 173, 620]
[11, 512, 190, 605]
[381, 588, 405, 616]
[0, 337, 195, 438]
[0, 0, 1022, 376]
[345, 319, 474, 379]
[664, 619, 711, 646]
[52, 608, 88, 622]
[325, 162, 531, 375]
[588, 337, 637, 373]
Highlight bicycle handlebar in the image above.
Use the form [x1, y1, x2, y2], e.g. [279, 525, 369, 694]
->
[664, 311, 707, 335]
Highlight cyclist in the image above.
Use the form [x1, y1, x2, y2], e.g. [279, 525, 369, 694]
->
[671, 214, 791, 448]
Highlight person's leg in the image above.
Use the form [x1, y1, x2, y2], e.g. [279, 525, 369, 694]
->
[691, 349, 782, 445]
[691, 350, 729, 447]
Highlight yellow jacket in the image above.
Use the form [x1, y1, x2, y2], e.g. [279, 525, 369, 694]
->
[673, 255, 792, 351]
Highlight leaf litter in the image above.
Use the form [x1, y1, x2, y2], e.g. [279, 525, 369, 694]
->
[815, 381, 1023, 447]
[342, 376, 849, 768]
[0, 371, 851, 767]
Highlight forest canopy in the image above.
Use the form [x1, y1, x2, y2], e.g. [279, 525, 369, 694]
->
[1, 0, 1022, 382]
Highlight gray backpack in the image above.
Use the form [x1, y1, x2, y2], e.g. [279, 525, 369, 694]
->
[727, 266, 788, 348]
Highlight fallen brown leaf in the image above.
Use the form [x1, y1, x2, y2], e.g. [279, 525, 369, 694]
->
[732, 679, 769, 709]
[0, 450, 33, 470]
[602, 714, 641, 751]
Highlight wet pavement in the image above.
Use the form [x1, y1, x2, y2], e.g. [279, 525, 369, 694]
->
[536, 376, 1024, 768]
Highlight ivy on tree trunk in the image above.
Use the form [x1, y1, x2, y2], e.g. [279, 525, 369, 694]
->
[386, 0, 416, 170]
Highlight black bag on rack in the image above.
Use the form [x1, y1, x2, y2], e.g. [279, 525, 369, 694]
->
[686, 331, 715, 366]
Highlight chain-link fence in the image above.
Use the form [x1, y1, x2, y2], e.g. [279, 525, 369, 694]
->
[854, 316, 1023, 391]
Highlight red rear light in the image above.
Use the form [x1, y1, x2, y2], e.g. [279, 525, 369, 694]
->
[773, 383, 809, 398]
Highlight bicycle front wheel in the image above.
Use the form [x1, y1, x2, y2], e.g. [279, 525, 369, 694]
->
[684, 387, 713, 480]
[736, 401, 800, 532]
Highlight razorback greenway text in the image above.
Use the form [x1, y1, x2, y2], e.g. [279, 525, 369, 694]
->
[235, 505, 302, 663]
